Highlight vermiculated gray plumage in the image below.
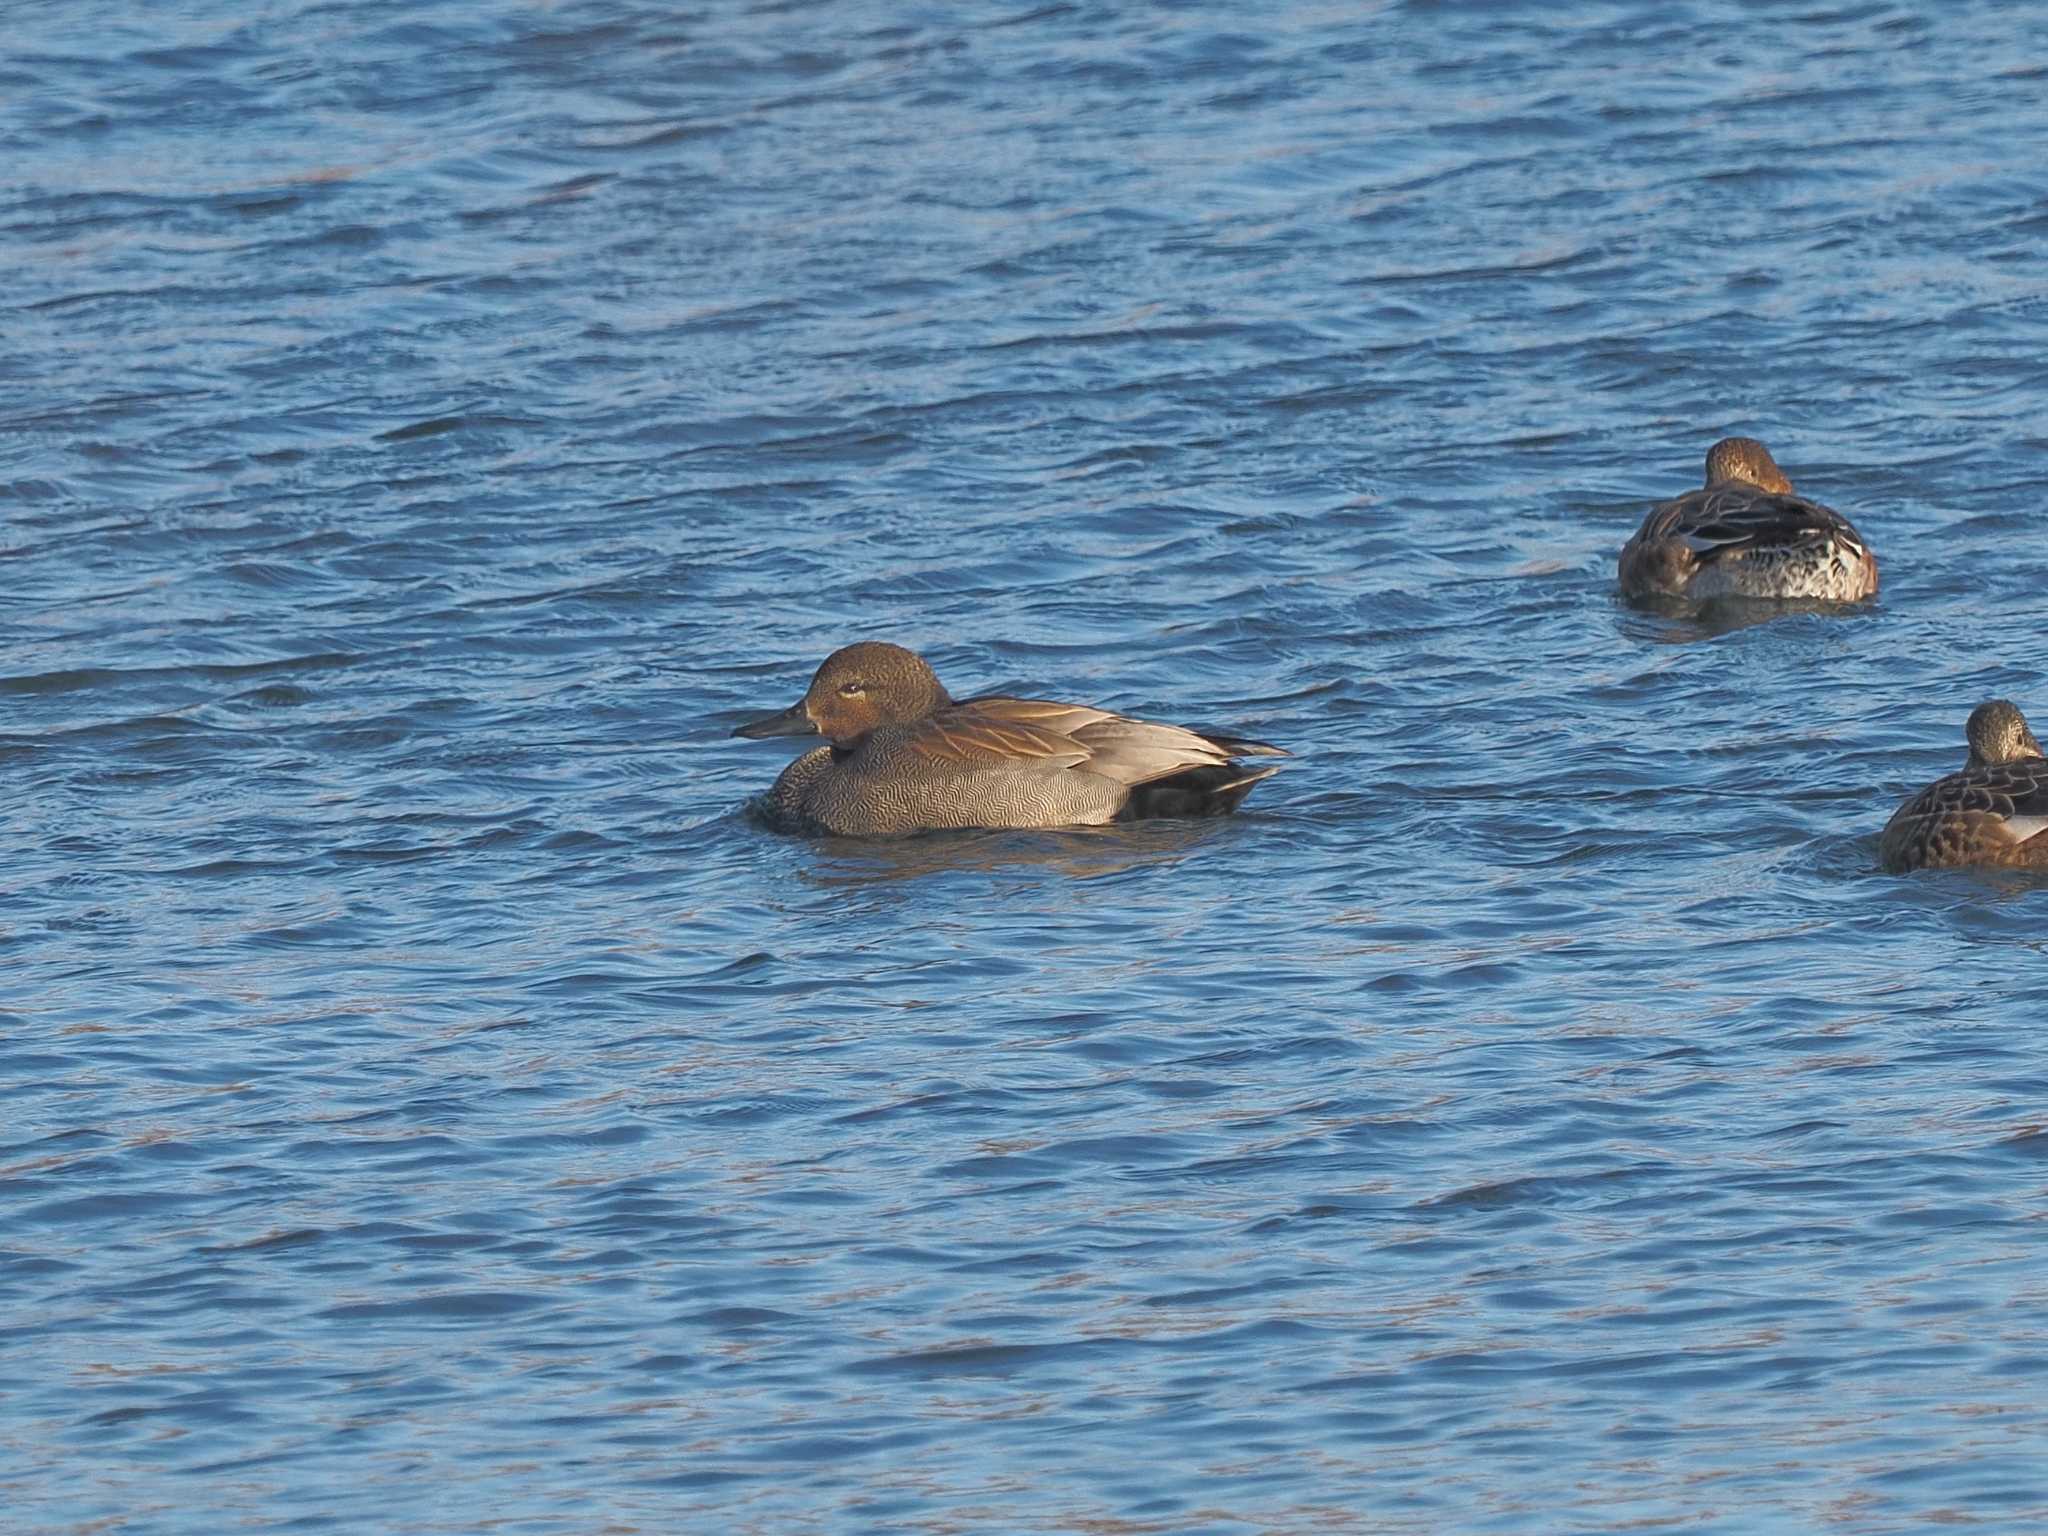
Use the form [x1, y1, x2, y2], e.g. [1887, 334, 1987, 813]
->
[734, 643, 1286, 837]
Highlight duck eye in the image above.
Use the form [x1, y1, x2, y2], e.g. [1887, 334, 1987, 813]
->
[838, 680, 865, 697]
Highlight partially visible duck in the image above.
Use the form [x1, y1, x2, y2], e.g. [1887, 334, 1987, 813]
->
[1619, 437, 1878, 601]
[731, 641, 1286, 836]
[1880, 699, 2048, 873]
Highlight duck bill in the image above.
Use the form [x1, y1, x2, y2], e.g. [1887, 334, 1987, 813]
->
[732, 700, 819, 739]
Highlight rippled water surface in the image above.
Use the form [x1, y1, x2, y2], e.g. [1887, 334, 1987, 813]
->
[7, 1, 2048, 1530]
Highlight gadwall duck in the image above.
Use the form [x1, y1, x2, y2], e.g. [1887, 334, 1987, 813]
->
[732, 641, 1286, 836]
[1619, 437, 1878, 601]
[1879, 699, 2048, 873]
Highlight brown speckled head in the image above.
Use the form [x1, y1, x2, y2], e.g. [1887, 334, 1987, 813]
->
[1703, 437, 1794, 494]
[1965, 699, 2044, 768]
[733, 641, 952, 746]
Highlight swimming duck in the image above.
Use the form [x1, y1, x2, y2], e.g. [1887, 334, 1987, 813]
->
[732, 641, 1286, 835]
[1879, 699, 2048, 873]
[1619, 437, 1878, 601]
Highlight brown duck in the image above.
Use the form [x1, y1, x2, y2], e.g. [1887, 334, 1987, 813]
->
[1880, 700, 2048, 873]
[732, 641, 1286, 835]
[1619, 437, 1879, 601]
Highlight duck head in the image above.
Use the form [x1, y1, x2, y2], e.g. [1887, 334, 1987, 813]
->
[732, 642, 954, 746]
[1965, 699, 2044, 768]
[1704, 436, 1794, 494]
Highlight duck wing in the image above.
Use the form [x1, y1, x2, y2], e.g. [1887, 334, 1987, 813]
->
[1935, 760, 2048, 828]
[1883, 759, 2048, 868]
[892, 697, 1096, 772]
[1652, 484, 1868, 563]
[902, 695, 1285, 788]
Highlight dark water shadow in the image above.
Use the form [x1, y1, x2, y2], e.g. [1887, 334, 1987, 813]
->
[784, 817, 1243, 888]
[1615, 591, 1882, 645]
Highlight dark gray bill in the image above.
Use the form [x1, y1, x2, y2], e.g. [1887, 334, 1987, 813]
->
[732, 701, 817, 739]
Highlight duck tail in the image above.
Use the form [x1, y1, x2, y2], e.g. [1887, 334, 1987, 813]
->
[1121, 760, 1283, 820]
[1202, 732, 1290, 759]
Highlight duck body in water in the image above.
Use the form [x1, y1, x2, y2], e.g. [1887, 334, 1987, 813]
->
[1880, 699, 2048, 873]
[1619, 436, 1879, 602]
[732, 642, 1286, 836]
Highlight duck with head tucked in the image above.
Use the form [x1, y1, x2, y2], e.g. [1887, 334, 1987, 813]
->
[732, 641, 1286, 836]
[1619, 437, 1878, 602]
[1880, 699, 2048, 873]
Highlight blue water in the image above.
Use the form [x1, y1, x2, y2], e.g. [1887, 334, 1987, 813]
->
[6, 1, 2048, 1530]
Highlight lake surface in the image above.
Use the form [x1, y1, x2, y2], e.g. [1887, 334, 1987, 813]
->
[6, 1, 2048, 1530]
